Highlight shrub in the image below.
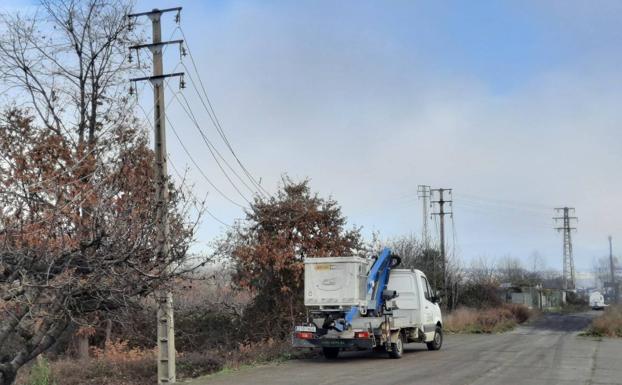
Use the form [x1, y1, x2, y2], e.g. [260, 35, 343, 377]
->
[458, 282, 502, 309]
[587, 306, 622, 337]
[26, 358, 56, 385]
[505, 303, 532, 323]
[444, 304, 532, 334]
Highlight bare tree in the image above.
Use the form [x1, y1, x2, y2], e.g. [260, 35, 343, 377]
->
[468, 256, 497, 285]
[388, 234, 463, 309]
[0, 2, 198, 384]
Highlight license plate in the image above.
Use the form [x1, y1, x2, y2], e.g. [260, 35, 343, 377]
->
[321, 339, 347, 347]
[295, 325, 317, 332]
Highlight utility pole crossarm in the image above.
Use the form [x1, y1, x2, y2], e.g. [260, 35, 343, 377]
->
[129, 39, 184, 51]
[130, 72, 185, 83]
[128, 7, 182, 18]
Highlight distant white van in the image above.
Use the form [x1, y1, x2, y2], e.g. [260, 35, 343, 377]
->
[589, 292, 605, 310]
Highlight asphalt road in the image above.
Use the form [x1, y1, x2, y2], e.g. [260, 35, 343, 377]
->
[191, 312, 622, 385]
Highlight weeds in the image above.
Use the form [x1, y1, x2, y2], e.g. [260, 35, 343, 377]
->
[444, 304, 533, 334]
[15, 339, 300, 385]
[584, 306, 622, 337]
[27, 358, 56, 385]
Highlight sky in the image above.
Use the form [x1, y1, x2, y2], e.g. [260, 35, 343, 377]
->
[3, 0, 622, 273]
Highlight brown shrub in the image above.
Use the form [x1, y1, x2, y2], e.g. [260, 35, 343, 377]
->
[444, 307, 479, 333]
[444, 304, 532, 334]
[16, 338, 299, 385]
[589, 306, 622, 337]
[505, 303, 532, 323]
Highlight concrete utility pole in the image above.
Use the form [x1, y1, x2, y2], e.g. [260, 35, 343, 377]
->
[609, 236, 618, 304]
[128, 7, 185, 384]
[417, 185, 431, 249]
[431, 188, 452, 297]
[554, 207, 577, 290]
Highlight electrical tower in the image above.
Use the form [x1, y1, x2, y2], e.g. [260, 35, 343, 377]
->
[417, 185, 431, 249]
[128, 7, 185, 384]
[554, 207, 577, 290]
[431, 188, 452, 296]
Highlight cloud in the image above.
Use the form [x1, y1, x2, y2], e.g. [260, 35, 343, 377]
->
[121, 1, 622, 270]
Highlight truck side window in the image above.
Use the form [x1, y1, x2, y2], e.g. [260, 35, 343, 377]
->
[421, 276, 431, 300]
[426, 280, 434, 299]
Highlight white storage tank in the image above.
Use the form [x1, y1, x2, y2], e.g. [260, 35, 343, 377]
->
[304, 256, 370, 307]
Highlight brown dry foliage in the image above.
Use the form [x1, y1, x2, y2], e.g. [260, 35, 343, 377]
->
[216, 178, 364, 339]
[15, 339, 301, 385]
[445, 304, 533, 333]
[589, 306, 622, 337]
[0, 1, 197, 382]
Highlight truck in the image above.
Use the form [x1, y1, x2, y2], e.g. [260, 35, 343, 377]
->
[589, 291, 605, 310]
[293, 248, 443, 359]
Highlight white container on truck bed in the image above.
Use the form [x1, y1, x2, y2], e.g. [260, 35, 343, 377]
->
[304, 257, 370, 307]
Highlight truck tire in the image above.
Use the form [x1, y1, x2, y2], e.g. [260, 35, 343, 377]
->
[322, 347, 340, 359]
[426, 326, 443, 351]
[388, 334, 404, 359]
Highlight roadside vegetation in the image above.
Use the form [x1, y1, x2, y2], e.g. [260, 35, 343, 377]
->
[584, 306, 622, 338]
[17, 340, 300, 385]
[444, 305, 533, 334]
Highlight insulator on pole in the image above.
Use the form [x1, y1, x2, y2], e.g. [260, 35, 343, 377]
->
[179, 76, 186, 90]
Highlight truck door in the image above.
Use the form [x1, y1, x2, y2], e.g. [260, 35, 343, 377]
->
[420, 275, 438, 338]
[387, 273, 419, 325]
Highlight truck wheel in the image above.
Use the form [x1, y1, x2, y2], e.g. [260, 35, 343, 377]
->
[426, 326, 443, 351]
[322, 347, 340, 359]
[388, 334, 404, 359]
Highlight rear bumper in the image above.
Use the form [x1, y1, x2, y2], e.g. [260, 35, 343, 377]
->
[293, 337, 375, 349]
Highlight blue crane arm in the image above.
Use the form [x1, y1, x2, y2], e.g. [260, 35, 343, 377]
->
[343, 247, 396, 327]
[366, 247, 394, 314]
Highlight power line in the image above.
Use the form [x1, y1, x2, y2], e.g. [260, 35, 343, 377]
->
[136, 94, 235, 228]
[168, 157, 232, 228]
[135, 96, 246, 209]
[178, 27, 269, 196]
[173, 89, 256, 202]
[453, 192, 551, 212]
[136, 87, 237, 228]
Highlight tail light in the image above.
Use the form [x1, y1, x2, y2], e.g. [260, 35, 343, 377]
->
[355, 331, 371, 339]
[296, 331, 314, 340]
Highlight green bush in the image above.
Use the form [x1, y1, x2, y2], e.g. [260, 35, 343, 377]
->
[27, 358, 56, 385]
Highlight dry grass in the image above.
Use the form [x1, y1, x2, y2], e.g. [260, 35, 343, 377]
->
[16, 339, 301, 385]
[444, 304, 533, 334]
[585, 305, 622, 337]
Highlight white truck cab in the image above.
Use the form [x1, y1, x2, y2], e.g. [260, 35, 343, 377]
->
[386, 269, 443, 342]
[294, 253, 443, 359]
